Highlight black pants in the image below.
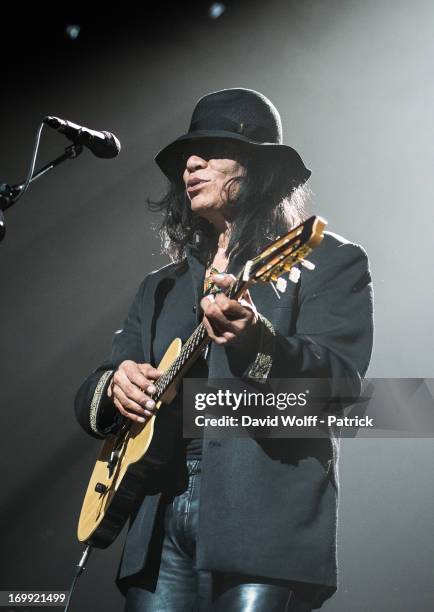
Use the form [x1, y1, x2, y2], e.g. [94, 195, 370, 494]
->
[124, 460, 313, 612]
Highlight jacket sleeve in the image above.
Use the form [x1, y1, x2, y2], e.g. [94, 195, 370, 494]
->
[231, 241, 374, 403]
[74, 277, 148, 439]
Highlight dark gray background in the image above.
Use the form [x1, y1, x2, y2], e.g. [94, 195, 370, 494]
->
[1, 1, 433, 610]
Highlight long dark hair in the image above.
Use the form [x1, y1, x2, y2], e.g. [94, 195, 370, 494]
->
[148, 146, 311, 265]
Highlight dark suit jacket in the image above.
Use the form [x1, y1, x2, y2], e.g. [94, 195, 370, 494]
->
[74, 231, 374, 608]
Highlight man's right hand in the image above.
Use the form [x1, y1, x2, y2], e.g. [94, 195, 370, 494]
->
[107, 360, 163, 423]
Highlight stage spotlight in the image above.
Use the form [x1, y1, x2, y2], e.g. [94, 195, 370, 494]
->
[209, 3, 226, 19]
[66, 25, 81, 40]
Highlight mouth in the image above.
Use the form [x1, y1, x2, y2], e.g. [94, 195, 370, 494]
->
[186, 178, 209, 195]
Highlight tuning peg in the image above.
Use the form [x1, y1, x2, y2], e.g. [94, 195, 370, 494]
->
[276, 277, 287, 293]
[289, 268, 301, 284]
[301, 259, 315, 271]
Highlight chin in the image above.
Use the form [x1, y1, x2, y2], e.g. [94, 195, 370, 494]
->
[190, 196, 211, 213]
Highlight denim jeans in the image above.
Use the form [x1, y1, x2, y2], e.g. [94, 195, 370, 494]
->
[124, 460, 313, 612]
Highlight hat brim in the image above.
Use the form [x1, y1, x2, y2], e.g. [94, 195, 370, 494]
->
[155, 130, 311, 187]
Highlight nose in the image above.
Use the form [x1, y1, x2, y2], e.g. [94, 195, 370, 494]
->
[185, 154, 208, 173]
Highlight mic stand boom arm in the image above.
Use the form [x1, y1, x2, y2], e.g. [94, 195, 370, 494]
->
[0, 118, 84, 242]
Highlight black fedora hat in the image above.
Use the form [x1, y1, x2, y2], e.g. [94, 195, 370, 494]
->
[155, 87, 311, 188]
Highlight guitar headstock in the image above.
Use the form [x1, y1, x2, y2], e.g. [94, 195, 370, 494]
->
[244, 216, 327, 283]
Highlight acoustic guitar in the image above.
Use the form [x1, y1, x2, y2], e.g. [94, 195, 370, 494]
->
[77, 215, 326, 548]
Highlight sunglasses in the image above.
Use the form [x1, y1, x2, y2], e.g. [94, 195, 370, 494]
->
[179, 140, 246, 163]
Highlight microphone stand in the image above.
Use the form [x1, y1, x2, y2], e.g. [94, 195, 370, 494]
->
[0, 120, 83, 242]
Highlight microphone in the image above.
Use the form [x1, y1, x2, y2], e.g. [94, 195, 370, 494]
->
[43, 116, 121, 159]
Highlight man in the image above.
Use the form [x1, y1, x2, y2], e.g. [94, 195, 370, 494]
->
[75, 88, 374, 611]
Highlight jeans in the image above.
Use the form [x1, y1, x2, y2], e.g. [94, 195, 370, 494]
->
[124, 460, 313, 612]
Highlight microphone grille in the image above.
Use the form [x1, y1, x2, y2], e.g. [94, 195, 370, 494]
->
[102, 131, 121, 155]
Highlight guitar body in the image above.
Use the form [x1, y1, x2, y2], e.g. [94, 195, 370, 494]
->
[77, 338, 182, 548]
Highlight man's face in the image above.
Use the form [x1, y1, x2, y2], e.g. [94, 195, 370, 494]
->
[182, 142, 246, 223]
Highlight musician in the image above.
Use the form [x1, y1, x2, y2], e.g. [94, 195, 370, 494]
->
[74, 88, 374, 611]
